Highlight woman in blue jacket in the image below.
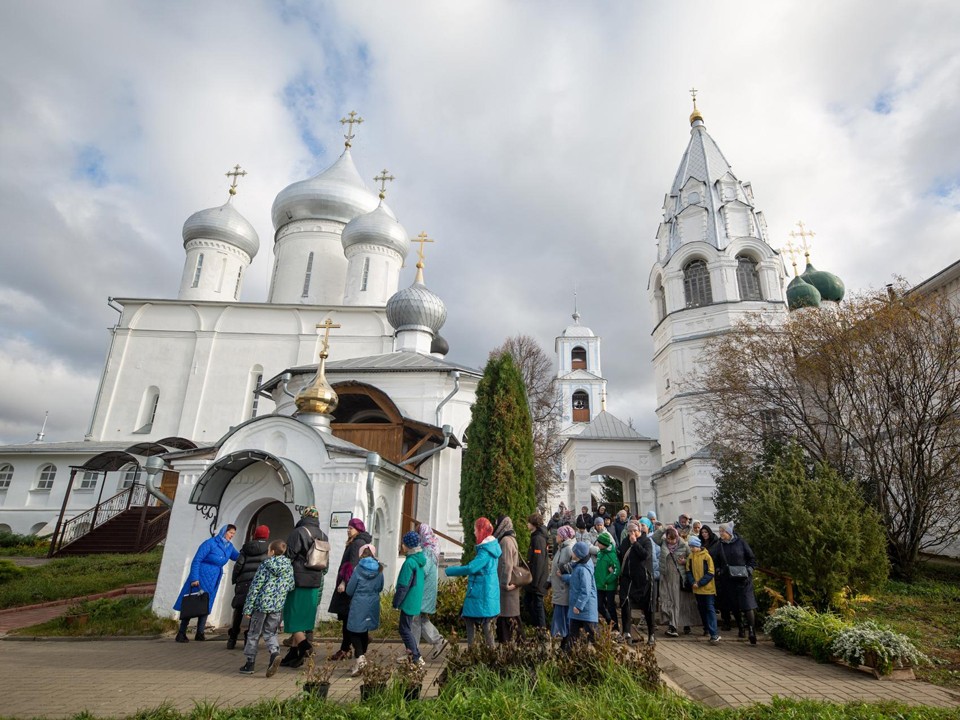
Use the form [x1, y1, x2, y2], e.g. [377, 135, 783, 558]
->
[562, 541, 599, 647]
[173, 524, 240, 642]
[444, 517, 501, 648]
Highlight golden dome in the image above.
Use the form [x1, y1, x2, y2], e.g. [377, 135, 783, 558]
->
[295, 354, 339, 415]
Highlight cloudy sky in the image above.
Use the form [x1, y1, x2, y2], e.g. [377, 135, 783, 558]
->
[1, 0, 958, 444]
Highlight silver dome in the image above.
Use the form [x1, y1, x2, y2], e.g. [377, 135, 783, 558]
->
[561, 323, 594, 337]
[386, 281, 447, 334]
[182, 202, 259, 259]
[271, 149, 393, 231]
[430, 334, 449, 356]
[341, 204, 410, 258]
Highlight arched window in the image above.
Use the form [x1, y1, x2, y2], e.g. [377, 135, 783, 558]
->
[683, 259, 712, 308]
[35, 464, 57, 491]
[191, 253, 204, 288]
[0, 463, 12, 490]
[571, 346, 587, 370]
[135, 386, 160, 434]
[654, 277, 667, 322]
[120, 464, 140, 490]
[302, 252, 314, 298]
[736, 255, 762, 301]
[78, 471, 99, 491]
[246, 365, 265, 419]
[233, 267, 243, 299]
[572, 391, 590, 423]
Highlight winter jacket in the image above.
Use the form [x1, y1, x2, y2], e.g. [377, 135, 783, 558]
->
[563, 557, 598, 623]
[495, 517, 521, 617]
[396, 547, 427, 616]
[445, 536, 502, 618]
[594, 543, 621, 592]
[421, 552, 439, 614]
[173, 525, 240, 613]
[346, 556, 384, 633]
[550, 538, 575, 606]
[527, 525, 550, 597]
[231, 538, 269, 608]
[613, 518, 627, 543]
[285, 517, 327, 589]
[647, 534, 661, 580]
[712, 535, 756, 579]
[686, 548, 716, 595]
[243, 554, 295, 616]
[329, 530, 373, 617]
[619, 534, 654, 610]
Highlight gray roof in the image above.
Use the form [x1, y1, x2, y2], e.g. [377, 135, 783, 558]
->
[576, 411, 655, 441]
[0, 440, 138, 455]
[263, 352, 480, 391]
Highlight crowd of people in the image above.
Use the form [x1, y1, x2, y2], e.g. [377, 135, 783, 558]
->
[172, 504, 759, 677]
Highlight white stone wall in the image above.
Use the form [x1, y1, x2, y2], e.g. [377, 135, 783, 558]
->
[342, 243, 404, 306]
[268, 221, 349, 305]
[178, 240, 251, 302]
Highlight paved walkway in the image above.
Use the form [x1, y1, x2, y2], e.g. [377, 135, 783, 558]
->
[0, 585, 156, 634]
[0, 633, 957, 718]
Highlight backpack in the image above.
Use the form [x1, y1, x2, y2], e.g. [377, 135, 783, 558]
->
[301, 526, 330, 572]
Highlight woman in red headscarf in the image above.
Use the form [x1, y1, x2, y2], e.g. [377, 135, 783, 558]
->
[445, 517, 502, 647]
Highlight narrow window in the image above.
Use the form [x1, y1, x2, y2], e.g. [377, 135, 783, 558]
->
[36, 464, 57, 491]
[736, 255, 762, 301]
[135, 387, 160, 434]
[0, 464, 12, 490]
[571, 346, 587, 370]
[360, 257, 370, 292]
[683, 259, 712, 308]
[250, 372, 263, 418]
[120, 464, 140, 490]
[302, 252, 314, 298]
[216, 257, 227, 292]
[654, 277, 667, 321]
[78, 471, 99, 491]
[572, 391, 590, 423]
[234, 267, 243, 299]
[192, 253, 204, 288]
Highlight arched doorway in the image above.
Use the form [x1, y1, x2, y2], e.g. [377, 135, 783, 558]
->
[247, 501, 295, 543]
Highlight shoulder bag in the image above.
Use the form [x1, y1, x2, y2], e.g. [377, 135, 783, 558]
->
[180, 590, 210, 619]
[510, 557, 533, 587]
[720, 543, 750, 579]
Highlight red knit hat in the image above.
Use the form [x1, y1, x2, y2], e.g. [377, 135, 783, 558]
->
[253, 525, 270, 539]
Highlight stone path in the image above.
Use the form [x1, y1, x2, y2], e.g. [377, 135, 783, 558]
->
[0, 633, 957, 718]
[0, 584, 156, 634]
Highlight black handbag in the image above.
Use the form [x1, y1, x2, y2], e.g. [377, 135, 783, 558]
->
[720, 544, 751, 579]
[180, 590, 210, 619]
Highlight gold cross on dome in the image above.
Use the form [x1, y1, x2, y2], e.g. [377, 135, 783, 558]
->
[413, 231, 434, 267]
[374, 169, 395, 199]
[225, 164, 247, 197]
[690, 87, 698, 105]
[340, 110, 364, 148]
[315, 318, 342, 357]
[789, 221, 816, 261]
[783, 238, 800, 275]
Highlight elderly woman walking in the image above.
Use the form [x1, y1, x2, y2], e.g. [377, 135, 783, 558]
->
[659, 526, 699, 638]
[445, 517, 501, 647]
[713, 521, 759, 644]
[550, 524, 576, 645]
[174, 524, 240, 643]
[494, 515, 522, 643]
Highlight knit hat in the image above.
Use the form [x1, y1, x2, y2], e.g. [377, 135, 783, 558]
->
[596, 531, 614, 547]
[646, 510, 657, 520]
[475, 517, 494, 543]
[718, 521, 735, 535]
[626, 521, 640, 534]
[572, 541, 591, 559]
[688, 536, 702, 548]
[301, 505, 319, 518]
[348, 517, 366, 532]
[253, 525, 270, 539]
[639, 517, 653, 530]
[593, 516, 605, 527]
[556, 524, 576, 542]
[402, 531, 420, 548]
[358, 543, 377, 558]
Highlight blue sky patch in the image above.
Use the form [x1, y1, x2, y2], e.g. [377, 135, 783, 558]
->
[74, 145, 109, 186]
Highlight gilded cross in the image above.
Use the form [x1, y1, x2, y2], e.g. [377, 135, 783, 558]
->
[788, 221, 816, 261]
[316, 318, 342, 357]
[340, 110, 364, 148]
[690, 87, 698, 105]
[783, 238, 800, 275]
[225, 164, 247, 197]
[413, 231, 434, 266]
[374, 169, 395, 199]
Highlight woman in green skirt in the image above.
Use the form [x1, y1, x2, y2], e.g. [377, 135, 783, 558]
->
[279, 506, 328, 668]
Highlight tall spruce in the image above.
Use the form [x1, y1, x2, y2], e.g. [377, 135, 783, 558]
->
[460, 352, 537, 559]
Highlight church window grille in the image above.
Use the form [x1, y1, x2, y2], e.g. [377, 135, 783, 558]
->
[192, 254, 204, 288]
[572, 391, 590, 423]
[736, 255, 762, 301]
[234, 267, 243, 299]
[360, 258, 370, 291]
[302, 252, 314, 298]
[120, 464, 140, 490]
[683, 259, 712, 308]
[0, 464, 12, 489]
[250, 373, 263, 418]
[36, 464, 56, 491]
[571, 346, 587, 370]
[78, 471, 98, 491]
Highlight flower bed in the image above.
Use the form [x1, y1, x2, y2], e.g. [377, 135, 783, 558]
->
[763, 605, 928, 678]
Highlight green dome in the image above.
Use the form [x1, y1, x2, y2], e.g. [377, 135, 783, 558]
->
[801, 263, 845, 302]
[787, 274, 822, 311]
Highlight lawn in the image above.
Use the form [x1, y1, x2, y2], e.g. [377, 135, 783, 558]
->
[850, 556, 960, 690]
[12, 595, 177, 637]
[0, 550, 162, 609]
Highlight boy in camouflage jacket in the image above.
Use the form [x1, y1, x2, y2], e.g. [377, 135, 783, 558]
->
[240, 540, 295, 677]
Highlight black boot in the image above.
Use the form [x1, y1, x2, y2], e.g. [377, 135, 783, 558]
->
[195, 631, 206, 641]
[279, 646, 299, 667]
[288, 639, 312, 669]
[175, 631, 189, 643]
[226, 636, 237, 650]
[239, 660, 255, 675]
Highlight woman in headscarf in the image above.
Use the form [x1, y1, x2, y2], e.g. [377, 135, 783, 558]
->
[550, 524, 576, 645]
[658, 525, 700, 637]
[618, 521, 656, 645]
[713, 521, 759, 644]
[173, 524, 240, 643]
[493, 515, 522, 643]
[445, 517, 501, 647]
[414, 523, 449, 659]
[327, 517, 372, 661]
[279, 506, 328, 668]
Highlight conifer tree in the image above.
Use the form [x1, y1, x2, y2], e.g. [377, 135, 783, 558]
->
[459, 352, 537, 559]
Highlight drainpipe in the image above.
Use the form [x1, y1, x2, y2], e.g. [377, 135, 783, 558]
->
[365, 452, 381, 529]
[436, 371, 460, 426]
[405, 425, 453, 467]
[279, 372, 296, 399]
[143, 455, 174, 508]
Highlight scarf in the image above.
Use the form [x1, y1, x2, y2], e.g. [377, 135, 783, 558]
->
[419, 523, 440, 565]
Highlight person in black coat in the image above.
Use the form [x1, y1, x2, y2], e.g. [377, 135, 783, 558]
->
[713, 521, 759, 644]
[618, 521, 656, 645]
[524, 514, 550, 628]
[226, 524, 270, 649]
[327, 517, 373, 661]
[576, 506, 593, 531]
[279, 507, 327, 668]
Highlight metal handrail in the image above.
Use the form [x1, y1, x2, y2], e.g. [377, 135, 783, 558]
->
[138, 509, 171, 551]
[54, 484, 148, 553]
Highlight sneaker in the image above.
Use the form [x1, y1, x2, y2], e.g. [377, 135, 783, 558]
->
[647, 634, 656, 646]
[430, 639, 449, 660]
[239, 660, 255, 675]
[350, 655, 367, 678]
[665, 627, 679, 638]
[395, 651, 413, 664]
[709, 635, 721, 645]
[623, 633, 632, 644]
[416, 657, 426, 668]
[266, 653, 281, 678]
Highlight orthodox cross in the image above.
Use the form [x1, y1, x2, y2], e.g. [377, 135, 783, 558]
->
[374, 169, 395, 200]
[788, 220, 815, 261]
[783, 237, 800, 276]
[225, 164, 247, 197]
[690, 87, 699, 109]
[316, 318, 341, 357]
[413, 231, 434, 267]
[340, 111, 364, 148]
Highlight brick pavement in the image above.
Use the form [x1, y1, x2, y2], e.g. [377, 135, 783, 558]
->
[0, 585, 156, 634]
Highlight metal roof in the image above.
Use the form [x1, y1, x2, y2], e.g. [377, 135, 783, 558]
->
[576, 411, 655, 441]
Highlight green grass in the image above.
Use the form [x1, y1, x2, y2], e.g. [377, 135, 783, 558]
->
[850, 556, 960, 690]
[12, 596, 177, 637]
[0, 550, 162, 609]
[0, 532, 49, 557]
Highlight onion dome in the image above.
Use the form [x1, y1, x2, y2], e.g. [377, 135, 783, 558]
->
[431, 334, 449, 356]
[271, 149, 392, 230]
[182, 202, 259, 259]
[801, 263, 845, 302]
[341, 203, 410, 257]
[386, 273, 447, 334]
[786, 274, 822, 311]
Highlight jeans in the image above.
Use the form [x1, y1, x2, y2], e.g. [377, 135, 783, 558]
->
[398, 611, 421, 662]
[179, 614, 207, 636]
[244, 611, 281, 662]
[523, 590, 547, 628]
[695, 594, 718, 639]
[464, 617, 496, 648]
[411, 613, 444, 646]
